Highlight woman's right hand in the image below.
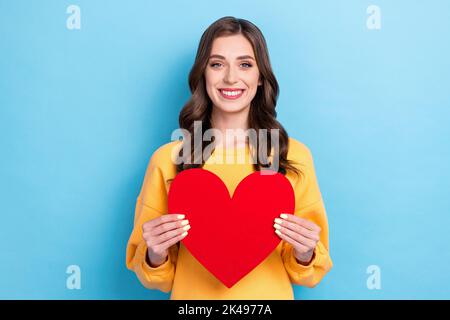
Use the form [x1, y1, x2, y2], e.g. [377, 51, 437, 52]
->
[142, 214, 190, 267]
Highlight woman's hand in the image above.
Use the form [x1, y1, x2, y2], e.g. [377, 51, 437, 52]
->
[273, 213, 321, 265]
[142, 214, 190, 267]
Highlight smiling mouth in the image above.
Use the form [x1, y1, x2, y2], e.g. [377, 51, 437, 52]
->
[218, 88, 245, 100]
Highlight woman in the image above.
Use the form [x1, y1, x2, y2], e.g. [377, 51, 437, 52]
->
[126, 16, 332, 299]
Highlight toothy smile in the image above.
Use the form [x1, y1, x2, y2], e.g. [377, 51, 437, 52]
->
[218, 88, 245, 99]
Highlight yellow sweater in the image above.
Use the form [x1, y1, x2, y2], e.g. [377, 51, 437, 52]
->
[126, 137, 332, 299]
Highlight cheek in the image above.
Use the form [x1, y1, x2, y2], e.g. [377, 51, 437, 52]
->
[205, 70, 221, 86]
[245, 71, 261, 89]
[243, 74, 260, 102]
[204, 74, 218, 97]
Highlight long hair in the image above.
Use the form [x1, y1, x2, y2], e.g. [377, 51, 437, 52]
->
[176, 16, 300, 176]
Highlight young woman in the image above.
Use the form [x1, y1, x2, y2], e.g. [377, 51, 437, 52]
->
[126, 16, 332, 300]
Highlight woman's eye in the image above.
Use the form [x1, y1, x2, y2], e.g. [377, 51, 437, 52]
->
[210, 62, 222, 68]
[241, 62, 252, 68]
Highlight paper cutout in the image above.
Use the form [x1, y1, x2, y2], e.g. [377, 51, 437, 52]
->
[168, 168, 295, 288]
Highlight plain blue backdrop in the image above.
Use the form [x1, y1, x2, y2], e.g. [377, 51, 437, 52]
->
[1, 0, 449, 299]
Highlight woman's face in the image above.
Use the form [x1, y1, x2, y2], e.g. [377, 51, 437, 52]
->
[205, 34, 262, 115]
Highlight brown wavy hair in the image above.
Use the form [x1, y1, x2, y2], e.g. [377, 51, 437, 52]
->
[176, 16, 300, 176]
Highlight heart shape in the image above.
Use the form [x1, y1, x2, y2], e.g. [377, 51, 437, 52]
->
[168, 168, 295, 288]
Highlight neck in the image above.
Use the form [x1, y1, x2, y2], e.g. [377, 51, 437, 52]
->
[210, 105, 250, 148]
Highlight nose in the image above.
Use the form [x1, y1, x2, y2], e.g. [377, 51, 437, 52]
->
[224, 65, 238, 84]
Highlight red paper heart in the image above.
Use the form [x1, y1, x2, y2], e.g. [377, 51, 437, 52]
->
[168, 168, 295, 288]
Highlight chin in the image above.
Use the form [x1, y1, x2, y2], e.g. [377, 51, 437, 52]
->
[214, 103, 250, 114]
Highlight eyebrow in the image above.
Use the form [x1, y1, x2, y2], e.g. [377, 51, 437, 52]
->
[208, 54, 255, 61]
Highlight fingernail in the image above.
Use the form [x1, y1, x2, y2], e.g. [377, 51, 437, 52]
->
[181, 231, 188, 237]
[183, 225, 191, 231]
[280, 214, 288, 219]
[181, 220, 189, 226]
[177, 214, 185, 219]
[275, 229, 282, 236]
[273, 223, 281, 230]
[274, 218, 283, 225]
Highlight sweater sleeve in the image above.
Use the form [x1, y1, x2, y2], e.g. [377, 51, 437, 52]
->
[125, 151, 178, 293]
[282, 141, 333, 287]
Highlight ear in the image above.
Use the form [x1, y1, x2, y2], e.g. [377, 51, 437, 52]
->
[258, 77, 263, 86]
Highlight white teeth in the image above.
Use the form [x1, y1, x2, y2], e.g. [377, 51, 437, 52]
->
[221, 90, 243, 96]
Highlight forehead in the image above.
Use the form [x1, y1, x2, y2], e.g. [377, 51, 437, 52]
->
[210, 34, 255, 58]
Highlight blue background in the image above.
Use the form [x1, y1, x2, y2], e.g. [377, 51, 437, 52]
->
[1, 0, 449, 299]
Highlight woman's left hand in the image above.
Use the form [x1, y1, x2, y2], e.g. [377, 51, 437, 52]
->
[273, 213, 321, 265]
